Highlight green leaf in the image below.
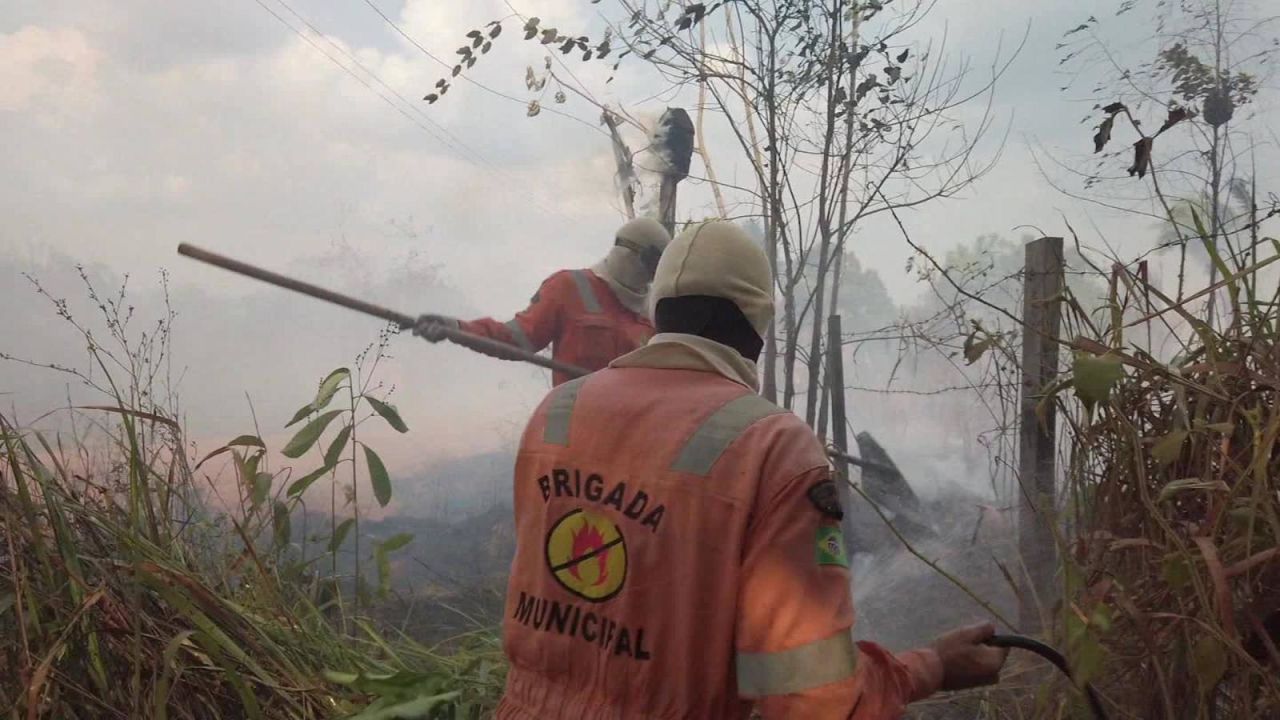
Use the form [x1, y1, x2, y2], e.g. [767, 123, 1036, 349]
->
[1152, 430, 1188, 466]
[324, 424, 353, 467]
[227, 435, 264, 448]
[1191, 635, 1228, 692]
[272, 501, 291, 548]
[251, 472, 273, 507]
[365, 396, 409, 433]
[328, 518, 355, 552]
[376, 543, 392, 598]
[348, 692, 459, 719]
[313, 368, 350, 412]
[1158, 478, 1230, 502]
[1089, 604, 1113, 634]
[1072, 633, 1105, 686]
[1162, 554, 1191, 589]
[1072, 352, 1124, 408]
[381, 533, 414, 553]
[356, 573, 373, 609]
[1203, 422, 1235, 434]
[322, 670, 358, 686]
[285, 403, 314, 428]
[364, 445, 392, 507]
[282, 410, 343, 459]
[287, 464, 333, 498]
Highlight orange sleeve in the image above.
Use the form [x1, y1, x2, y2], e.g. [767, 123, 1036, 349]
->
[738, 456, 942, 719]
[458, 272, 565, 356]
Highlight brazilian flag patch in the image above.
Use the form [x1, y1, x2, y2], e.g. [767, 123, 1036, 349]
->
[815, 525, 849, 568]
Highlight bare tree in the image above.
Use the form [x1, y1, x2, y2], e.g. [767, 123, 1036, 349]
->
[421, 1, 1013, 434]
[596, 0, 1014, 419]
[1051, 0, 1279, 325]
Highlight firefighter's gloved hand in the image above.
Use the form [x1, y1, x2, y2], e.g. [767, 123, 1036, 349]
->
[413, 314, 459, 343]
[931, 622, 1009, 692]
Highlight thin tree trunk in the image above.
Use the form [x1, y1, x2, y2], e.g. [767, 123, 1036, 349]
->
[819, 4, 860, 440]
[698, 21, 728, 217]
[804, 1, 845, 427]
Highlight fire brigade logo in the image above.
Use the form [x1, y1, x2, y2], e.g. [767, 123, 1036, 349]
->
[545, 508, 627, 602]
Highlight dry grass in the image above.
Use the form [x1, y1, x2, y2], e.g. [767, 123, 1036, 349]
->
[0, 272, 504, 719]
[1040, 230, 1280, 718]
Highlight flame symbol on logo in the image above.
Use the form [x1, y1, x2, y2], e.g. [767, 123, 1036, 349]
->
[569, 520, 610, 587]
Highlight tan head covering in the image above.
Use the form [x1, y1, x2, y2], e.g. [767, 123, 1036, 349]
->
[649, 221, 774, 337]
[591, 217, 672, 316]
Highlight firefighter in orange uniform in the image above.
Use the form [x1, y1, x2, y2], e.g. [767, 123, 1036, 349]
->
[413, 217, 671, 386]
[494, 221, 1008, 719]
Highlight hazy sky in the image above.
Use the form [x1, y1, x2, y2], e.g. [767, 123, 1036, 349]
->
[3, 0, 1275, 514]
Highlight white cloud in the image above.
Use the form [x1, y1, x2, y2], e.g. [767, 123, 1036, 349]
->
[0, 25, 98, 113]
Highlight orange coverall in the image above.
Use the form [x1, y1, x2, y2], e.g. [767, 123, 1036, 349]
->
[459, 269, 653, 386]
[495, 361, 944, 719]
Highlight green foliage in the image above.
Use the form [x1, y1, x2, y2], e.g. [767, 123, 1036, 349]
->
[1157, 42, 1257, 109]
[1071, 352, 1124, 409]
[314, 367, 352, 411]
[0, 284, 503, 719]
[283, 410, 344, 458]
[365, 444, 393, 507]
[1044, 214, 1280, 717]
[367, 396, 409, 433]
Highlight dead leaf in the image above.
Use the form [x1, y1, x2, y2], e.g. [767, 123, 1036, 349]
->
[1093, 114, 1115, 153]
[1195, 537, 1238, 639]
[1102, 101, 1126, 114]
[1157, 105, 1193, 135]
[962, 331, 993, 365]
[1128, 136, 1154, 178]
[1226, 547, 1278, 578]
[526, 100, 541, 117]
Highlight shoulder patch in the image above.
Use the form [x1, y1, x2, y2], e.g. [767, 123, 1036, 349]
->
[807, 480, 844, 521]
[815, 525, 849, 568]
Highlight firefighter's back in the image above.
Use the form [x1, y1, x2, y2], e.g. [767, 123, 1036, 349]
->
[496, 363, 826, 720]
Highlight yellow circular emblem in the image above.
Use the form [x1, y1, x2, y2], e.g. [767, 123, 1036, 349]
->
[545, 508, 627, 602]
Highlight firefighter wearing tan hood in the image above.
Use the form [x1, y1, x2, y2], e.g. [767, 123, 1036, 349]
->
[591, 216, 673, 316]
[494, 219, 1008, 720]
[414, 217, 671, 385]
[609, 220, 774, 390]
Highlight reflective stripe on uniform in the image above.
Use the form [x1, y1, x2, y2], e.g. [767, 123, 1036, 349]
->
[670, 393, 786, 476]
[504, 319, 534, 351]
[542, 376, 589, 446]
[569, 270, 603, 314]
[736, 632, 859, 698]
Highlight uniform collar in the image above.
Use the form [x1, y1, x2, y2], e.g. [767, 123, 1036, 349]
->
[609, 332, 760, 390]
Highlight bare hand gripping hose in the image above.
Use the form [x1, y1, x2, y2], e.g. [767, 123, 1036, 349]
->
[985, 635, 1108, 720]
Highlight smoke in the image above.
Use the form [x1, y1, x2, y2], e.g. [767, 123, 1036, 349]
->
[0, 243, 552, 519]
[851, 480, 1020, 652]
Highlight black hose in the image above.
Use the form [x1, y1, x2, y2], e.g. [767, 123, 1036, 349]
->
[985, 634, 1109, 720]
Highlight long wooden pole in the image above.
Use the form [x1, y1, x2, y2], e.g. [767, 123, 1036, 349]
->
[179, 244, 904, 474]
[176, 243, 589, 378]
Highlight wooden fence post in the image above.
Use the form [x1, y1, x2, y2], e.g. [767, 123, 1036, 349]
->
[1018, 236, 1064, 634]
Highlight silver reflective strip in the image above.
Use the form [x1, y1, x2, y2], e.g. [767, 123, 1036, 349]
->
[505, 319, 534, 351]
[569, 270, 602, 314]
[736, 633, 859, 698]
[542, 377, 588, 446]
[670, 393, 785, 476]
